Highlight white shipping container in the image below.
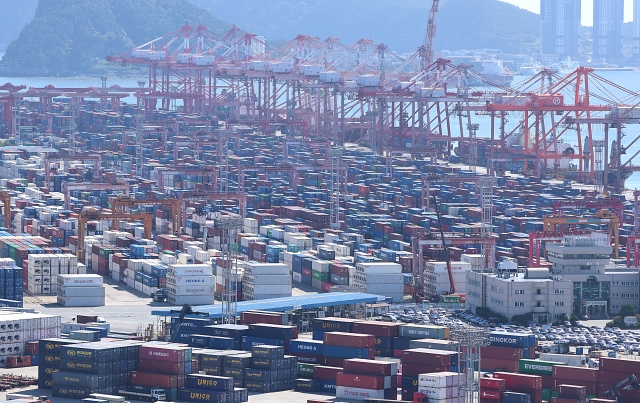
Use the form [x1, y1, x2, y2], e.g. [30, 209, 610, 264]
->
[242, 293, 291, 301]
[167, 294, 215, 305]
[355, 262, 402, 274]
[292, 271, 302, 282]
[242, 283, 291, 294]
[168, 264, 213, 276]
[426, 261, 471, 273]
[57, 295, 105, 307]
[242, 274, 291, 286]
[417, 386, 460, 400]
[141, 284, 157, 296]
[57, 274, 103, 287]
[351, 274, 404, 284]
[311, 260, 331, 273]
[166, 276, 215, 286]
[166, 285, 215, 296]
[243, 262, 289, 275]
[319, 71, 340, 83]
[418, 372, 460, 388]
[58, 286, 106, 297]
[335, 386, 384, 401]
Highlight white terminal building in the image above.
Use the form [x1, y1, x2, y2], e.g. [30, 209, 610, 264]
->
[465, 234, 640, 323]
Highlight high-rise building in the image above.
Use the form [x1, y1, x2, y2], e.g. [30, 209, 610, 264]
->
[634, 0, 640, 56]
[540, 0, 581, 57]
[593, 0, 624, 60]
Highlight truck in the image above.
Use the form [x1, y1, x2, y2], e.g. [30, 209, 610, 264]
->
[88, 394, 128, 403]
[118, 389, 166, 402]
[151, 288, 166, 302]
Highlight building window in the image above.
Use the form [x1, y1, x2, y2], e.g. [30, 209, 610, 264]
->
[515, 290, 524, 295]
[515, 302, 525, 307]
[554, 289, 565, 294]
[555, 301, 564, 307]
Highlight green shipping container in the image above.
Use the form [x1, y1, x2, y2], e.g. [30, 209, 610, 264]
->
[296, 362, 315, 378]
[541, 389, 552, 401]
[518, 359, 565, 376]
[399, 324, 449, 340]
[311, 270, 329, 282]
[441, 295, 461, 303]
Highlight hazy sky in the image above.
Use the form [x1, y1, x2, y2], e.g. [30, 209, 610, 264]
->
[498, 0, 634, 25]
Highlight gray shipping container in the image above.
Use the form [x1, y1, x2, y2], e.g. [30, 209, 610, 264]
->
[57, 295, 105, 307]
[59, 287, 106, 297]
[52, 371, 105, 388]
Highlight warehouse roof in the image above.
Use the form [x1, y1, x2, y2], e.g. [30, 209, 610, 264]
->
[151, 292, 383, 318]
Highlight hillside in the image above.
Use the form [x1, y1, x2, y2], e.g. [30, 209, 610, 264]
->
[0, 0, 38, 52]
[188, 0, 539, 54]
[0, 0, 230, 76]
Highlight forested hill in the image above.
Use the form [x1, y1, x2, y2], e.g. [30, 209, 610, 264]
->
[0, 0, 230, 76]
[189, 0, 539, 54]
[0, 0, 38, 52]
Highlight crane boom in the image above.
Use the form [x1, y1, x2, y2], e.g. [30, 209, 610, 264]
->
[424, 0, 440, 67]
[432, 195, 456, 294]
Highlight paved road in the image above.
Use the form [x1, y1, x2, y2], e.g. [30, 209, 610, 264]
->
[23, 277, 181, 333]
[22, 276, 317, 334]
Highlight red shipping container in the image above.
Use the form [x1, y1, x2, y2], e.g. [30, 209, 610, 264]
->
[77, 315, 98, 324]
[480, 358, 519, 373]
[25, 341, 39, 355]
[493, 372, 542, 390]
[599, 357, 640, 374]
[479, 390, 501, 401]
[336, 372, 385, 390]
[553, 378, 597, 395]
[324, 332, 375, 348]
[557, 384, 586, 399]
[552, 366, 598, 382]
[616, 388, 640, 403]
[138, 359, 185, 374]
[302, 268, 312, 277]
[481, 345, 525, 360]
[541, 374, 554, 389]
[6, 356, 31, 368]
[138, 346, 186, 362]
[402, 363, 449, 377]
[131, 372, 178, 388]
[597, 370, 633, 385]
[480, 378, 506, 392]
[312, 366, 342, 381]
[352, 321, 401, 337]
[323, 357, 344, 368]
[343, 359, 393, 376]
[240, 311, 284, 325]
[402, 349, 453, 366]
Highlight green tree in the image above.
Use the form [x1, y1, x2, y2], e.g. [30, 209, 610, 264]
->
[0, 0, 230, 75]
[620, 304, 637, 317]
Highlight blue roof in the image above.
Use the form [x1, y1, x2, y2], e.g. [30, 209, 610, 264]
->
[151, 292, 383, 319]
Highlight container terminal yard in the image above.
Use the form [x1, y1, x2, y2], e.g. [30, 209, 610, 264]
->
[1, 2, 640, 403]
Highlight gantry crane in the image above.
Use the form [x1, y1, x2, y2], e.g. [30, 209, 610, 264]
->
[423, 0, 440, 70]
[157, 167, 219, 192]
[0, 191, 11, 231]
[110, 195, 181, 235]
[44, 153, 102, 186]
[77, 208, 152, 261]
[177, 190, 248, 231]
[63, 179, 130, 209]
[542, 209, 620, 258]
[412, 233, 496, 297]
[237, 162, 346, 194]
